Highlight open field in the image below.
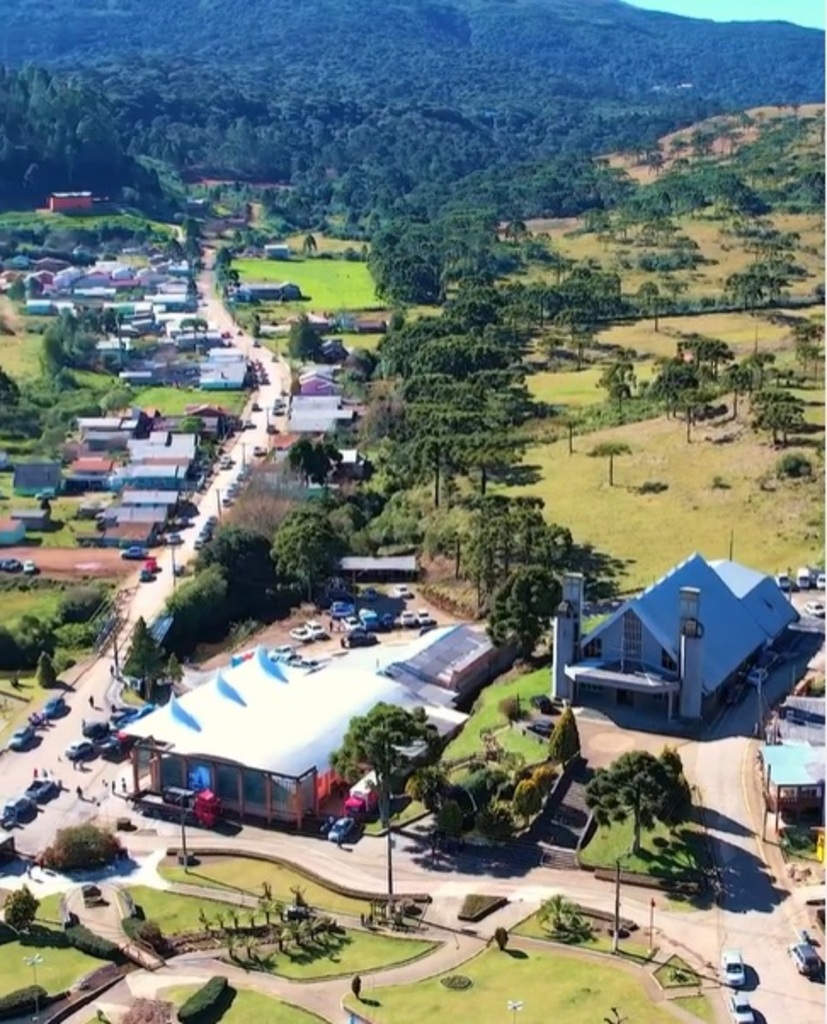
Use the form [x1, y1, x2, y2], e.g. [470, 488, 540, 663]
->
[0, 308, 42, 379]
[501, 411, 823, 592]
[163, 985, 324, 1024]
[0, 547, 130, 580]
[442, 666, 554, 763]
[344, 946, 677, 1024]
[0, 209, 172, 235]
[579, 818, 710, 881]
[284, 233, 367, 256]
[131, 384, 247, 416]
[527, 362, 655, 408]
[0, 584, 64, 625]
[235, 257, 380, 311]
[160, 855, 372, 917]
[522, 211, 824, 301]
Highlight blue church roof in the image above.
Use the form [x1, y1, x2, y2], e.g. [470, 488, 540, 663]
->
[583, 553, 797, 695]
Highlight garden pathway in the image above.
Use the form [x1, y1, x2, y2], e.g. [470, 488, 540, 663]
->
[66, 882, 165, 971]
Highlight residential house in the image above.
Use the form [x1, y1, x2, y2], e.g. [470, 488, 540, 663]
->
[111, 464, 187, 492]
[551, 554, 798, 720]
[83, 431, 132, 454]
[760, 744, 825, 819]
[101, 505, 170, 526]
[120, 489, 181, 511]
[338, 555, 418, 582]
[12, 461, 62, 497]
[271, 433, 302, 462]
[771, 696, 825, 747]
[64, 456, 117, 493]
[234, 282, 302, 303]
[182, 404, 237, 438]
[100, 523, 162, 549]
[320, 339, 348, 363]
[76, 415, 146, 443]
[0, 519, 26, 546]
[49, 192, 93, 213]
[335, 448, 369, 482]
[299, 373, 341, 397]
[25, 300, 56, 316]
[200, 355, 248, 391]
[33, 258, 70, 273]
[10, 508, 51, 530]
[128, 432, 197, 467]
[287, 395, 357, 435]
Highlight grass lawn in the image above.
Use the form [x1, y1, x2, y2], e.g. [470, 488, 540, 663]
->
[159, 856, 371, 917]
[344, 945, 676, 1024]
[527, 363, 655, 408]
[130, 385, 247, 416]
[579, 818, 710, 882]
[234, 257, 379, 311]
[164, 985, 323, 1024]
[653, 955, 701, 989]
[0, 330, 43, 380]
[364, 796, 427, 836]
[502, 412, 823, 591]
[514, 912, 652, 961]
[442, 666, 554, 763]
[0, 925, 100, 994]
[673, 995, 716, 1023]
[260, 928, 436, 981]
[0, 585, 63, 626]
[127, 884, 238, 935]
[0, 495, 109, 548]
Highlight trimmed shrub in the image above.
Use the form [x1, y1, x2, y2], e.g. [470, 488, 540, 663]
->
[0, 986, 48, 1020]
[493, 926, 509, 951]
[458, 894, 508, 923]
[66, 924, 121, 961]
[178, 976, 229, 1023]
[777, 452, 813, 479]
[135, 920, 166, 954]
[441, 975, 473, 990]
[41, 825, 121, 871]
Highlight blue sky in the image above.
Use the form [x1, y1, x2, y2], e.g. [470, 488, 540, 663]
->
[626, 1, 824, 29]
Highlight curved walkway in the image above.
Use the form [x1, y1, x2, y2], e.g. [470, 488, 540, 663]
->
[65, 881, 165, 971]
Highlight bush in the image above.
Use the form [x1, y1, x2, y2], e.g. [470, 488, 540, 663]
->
[498, 696, 524, 722]
[0, 985, 48, 1020]
[66, 924, 121, 961]
[531, 764, 558, 795]
[458, 894, 508, 923]
[58, 585, 106, 624]
[776, 452, 813, 479]
[178, 976, 229, 1023]
[41, 825, 121, 871]
[134, 920, 166, 954]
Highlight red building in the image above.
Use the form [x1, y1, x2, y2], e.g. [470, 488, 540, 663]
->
[48, 192, 94, 213]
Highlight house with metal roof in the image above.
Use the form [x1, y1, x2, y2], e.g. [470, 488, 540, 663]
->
[760, 744, 824, 818]
[12, 461, 62, 497]
[551, 553, 798, 721]
[771, 696, 825, 747]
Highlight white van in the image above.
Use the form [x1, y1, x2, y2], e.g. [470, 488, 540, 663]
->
[796, 567, 812, 590]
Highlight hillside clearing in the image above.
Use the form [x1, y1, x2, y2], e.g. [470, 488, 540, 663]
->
[501, 412, 823, 591]
[235, 258, 379, 311]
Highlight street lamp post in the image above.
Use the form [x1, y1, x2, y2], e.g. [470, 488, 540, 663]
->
[612, 856, 623, 954]
[648, 898, 656, 953]
[507, 999, 524, 1024]
[24, 954, 43, 1019]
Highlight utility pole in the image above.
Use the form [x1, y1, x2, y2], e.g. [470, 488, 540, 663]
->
[170, 544, 177, 587]
[216, 490, 222, 519]
[383, 739, 394, 906]
[180, 798, 190, 873]
[648, 898, 655, 953]
[612, 857, 622, 954]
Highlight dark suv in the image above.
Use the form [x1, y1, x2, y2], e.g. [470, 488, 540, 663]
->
[789, 942, 823, 980]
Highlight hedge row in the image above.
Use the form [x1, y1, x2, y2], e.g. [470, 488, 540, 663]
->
[178, 976, 229, 1023]
[0, 985, 48, 1020]
[66, 924, 122, 961]
[165, 847, 432, 905]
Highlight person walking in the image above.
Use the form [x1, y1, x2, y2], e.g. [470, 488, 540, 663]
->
[75, 785, 83, 801]
[88, 696, 94, 709]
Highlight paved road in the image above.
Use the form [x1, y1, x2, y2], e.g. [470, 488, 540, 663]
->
[0, 262, 290, 854]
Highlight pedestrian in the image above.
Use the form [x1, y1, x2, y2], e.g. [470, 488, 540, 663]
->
[111, 780, 116, 793]
[88, 696, 94, 709]
[75, 785, 83, 800]
[121, 779, 127, 793]
[32, 768, 38, 780]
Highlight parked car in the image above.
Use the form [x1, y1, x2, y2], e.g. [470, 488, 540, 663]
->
[193, 538, 205, 551]
[65, 740, 96, 762]
[330, 601, 355, 619]
[82, 720, 110, 741]
[166, 533, 183, 546]
[0, 558, 22, 572]
[419, 623, 437, 636]
[271, 645, 296, 662]
[526, 720, 552, 739]
[328, 817, 358, 844]
[789, 941, 822, 979]
[727, 993, 754, 1024]
[818, 572, 826, 590]
[25, 778, 58, 803]
[22, 560, 37, 575]
[221, 495, 234, 507]
[289, 626, 314, 644]
[144, 557, 158, 573]
[252, 446, 267, 458]
[42, 695, 67, 719]
[415, 610, 435, 627]
[307, 621, 329, 641]
[399, 611, 418, 628]
[251, 402, 262, 412]
[530, 695, 554, 714]
[341, 631, 379, 649]
[775, 573, 791, 592]
[121, 546, 147, 561]
[803, 601, 825, 619]
[8, 726, 35, 751]
[720, 950, 746, 988]
[139, 568, 154, 583]
[391, 585, 413, 600]
[2, 795, 35, 827]
[343, 616, 362, 632]
[98, 735, 130, 759]
[361, 587, 379, 602]
[282, 904, 312, 922]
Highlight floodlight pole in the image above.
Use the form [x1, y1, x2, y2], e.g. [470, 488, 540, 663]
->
[612, 857, 622, 953]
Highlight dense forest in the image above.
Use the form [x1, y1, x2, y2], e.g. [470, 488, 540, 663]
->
[0, 0, 823, 220]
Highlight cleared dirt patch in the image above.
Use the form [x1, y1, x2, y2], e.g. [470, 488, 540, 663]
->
[0, 546, 132, 580]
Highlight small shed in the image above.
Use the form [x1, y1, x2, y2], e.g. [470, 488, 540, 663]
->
[0, 519, 26, 546]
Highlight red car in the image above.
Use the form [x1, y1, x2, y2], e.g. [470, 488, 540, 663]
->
[143, 557, 158, 574]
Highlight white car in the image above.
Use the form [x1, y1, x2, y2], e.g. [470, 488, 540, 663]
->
[775, 574, 791, 592]
[727, 993, 754, 1024]
[399, 611, 418, 628]
[289, 626, 313, 644]
[22, 560, 37, 574]
[271, 645, 296, 661]
[391, 585, 413, 600]
[817, 572, 826, 590]
[720, 950, 746, 988]
[306, 621, 329, 641]
[803, 601, 825, 619]
[343, 616, 362, 632]
[415, 610, 434, 626]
